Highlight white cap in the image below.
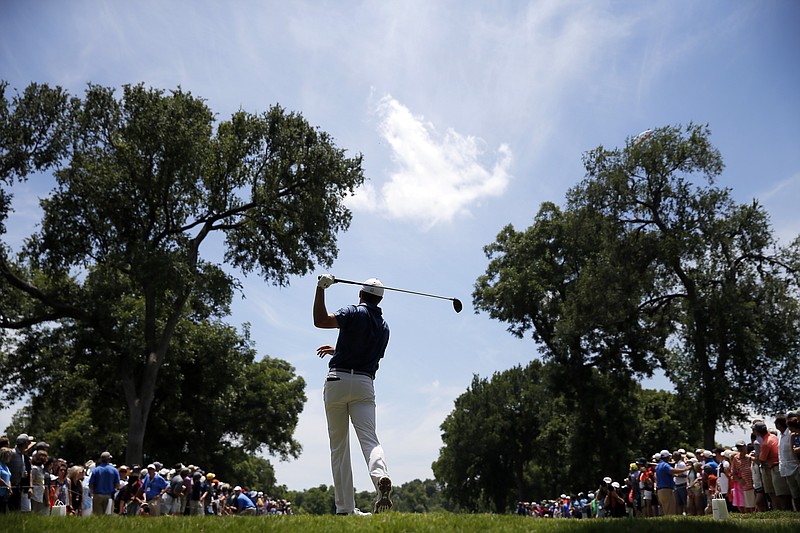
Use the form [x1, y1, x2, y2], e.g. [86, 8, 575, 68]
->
[234, 485, 242, 491]
[611, 481, 620, 489]
[603, 476, 612, 484]
[361, 278, 384, 298]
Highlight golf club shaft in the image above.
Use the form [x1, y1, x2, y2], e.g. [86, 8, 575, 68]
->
[333, 277, 455, 302]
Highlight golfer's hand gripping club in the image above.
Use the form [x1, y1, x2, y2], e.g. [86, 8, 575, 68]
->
[317, 273, 336, 290]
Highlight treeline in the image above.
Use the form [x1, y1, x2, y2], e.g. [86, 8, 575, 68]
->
[432, 360, 702, 512]
[434, 124, 800, 513]
[283, 479, 450, 514]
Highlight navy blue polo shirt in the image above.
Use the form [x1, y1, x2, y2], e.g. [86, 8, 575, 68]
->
[329, 303, 390, 377]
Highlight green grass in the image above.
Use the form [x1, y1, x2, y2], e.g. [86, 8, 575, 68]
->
[6, 512, 800, 533]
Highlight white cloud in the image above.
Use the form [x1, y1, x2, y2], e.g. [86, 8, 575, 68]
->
[350, 95, 511, 229]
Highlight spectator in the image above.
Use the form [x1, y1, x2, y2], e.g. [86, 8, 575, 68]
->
[672, 451, 689, 515]
[81, 460, 94, 515]
[641, 462, 656, 517]
[687, 459, 704, 515]
[703, 463, 717, 515]
[231, 485, 256, 515]
[595, 478, 610, 518]
[180, 467, 192, 515]
[53, 463, 71, 513]
[116, 468, 141, 516]
[775, 413, 799, 512]
[790, 412, 800, 467]
[754, 421, 784, 509]
[88, 451, 120, 515]
[656, 450, 689, 515]
[163, 466, 185, 515]
[8, 434, 33, 512]
[141, 464, 168, 516]
[713, 448, 731, 508]
[205, 473, 217, 515]
[702, 449, 718, 472]
[605, 481, 626, 518]
[189, 471, 206, 516]
[29, 449, 49, 515]
[0, 447, 13, 513]
[731, 440, 755, 513]
[67, 465, 84, 515]
[629, 459, 645, 516]
[113, 465, 129, 514]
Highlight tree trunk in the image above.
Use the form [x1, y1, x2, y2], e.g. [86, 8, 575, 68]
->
[121, 353, 162, 466]
[125, 397, 148, 465]
[697, 319, 717, 450]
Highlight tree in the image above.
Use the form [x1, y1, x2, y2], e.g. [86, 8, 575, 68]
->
[475, 124, 800, 449]
[433, 362, 549, 512]
[574, 124, 799, 446]
[633, 388, 702, 459]
[287, 484, 335, 515]
[0, 81, 364, 463]
[1, 317, 305, 493]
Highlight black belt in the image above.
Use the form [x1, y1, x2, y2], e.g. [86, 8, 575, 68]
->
[330, 367, 373, 378]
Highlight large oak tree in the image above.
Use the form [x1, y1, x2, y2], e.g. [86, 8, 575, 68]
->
[475, 124, 799, 449]
[0, 81, 364, 464]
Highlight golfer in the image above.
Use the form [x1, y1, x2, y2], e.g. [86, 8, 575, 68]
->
[314, 274, 393, 516]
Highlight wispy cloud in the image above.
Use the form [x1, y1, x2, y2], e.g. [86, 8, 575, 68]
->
[349, 95, 512, 229]
[758, 172, 800, 246]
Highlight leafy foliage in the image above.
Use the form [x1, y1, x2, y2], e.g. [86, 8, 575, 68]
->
[432, 360, 703, 512]
[2, 318, 305, 494]
[474, 124, 800, 451]
[0, 81, 361, 465]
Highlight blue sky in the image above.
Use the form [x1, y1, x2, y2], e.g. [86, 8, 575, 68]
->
[2, 1, 798, 491]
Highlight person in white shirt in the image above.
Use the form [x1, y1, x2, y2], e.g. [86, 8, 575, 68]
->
[776, 413, 800, 511]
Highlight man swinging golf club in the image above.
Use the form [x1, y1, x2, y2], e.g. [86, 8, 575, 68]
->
[314, 274, 393, 516]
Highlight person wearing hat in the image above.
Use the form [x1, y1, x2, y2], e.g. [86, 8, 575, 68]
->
[730, 440, 755, 512]
[7, 434, 34, 512]
[141, 464, 168, 516]
[711, 448, 733, 508]
[188, 470, 205, 516]
[687, 457, 704, 516]
[672, 450, 690, 516]
[655, 450, 690, 515]
[314, 275, 393, 516]
[87, 451, 120, 515]
[230, 486, 256, 515]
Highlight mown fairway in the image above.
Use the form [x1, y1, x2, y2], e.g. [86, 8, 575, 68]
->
[6, 512, 800, 533]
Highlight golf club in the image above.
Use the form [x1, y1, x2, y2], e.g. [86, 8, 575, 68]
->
[321, 276, 463, 313]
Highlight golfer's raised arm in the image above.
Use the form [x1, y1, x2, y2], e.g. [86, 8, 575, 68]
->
[314, 275, 339, 329]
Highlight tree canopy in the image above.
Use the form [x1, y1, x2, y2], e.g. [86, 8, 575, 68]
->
[432, 359, 702, 511]
[474, 124, 800, 449]
[0, 81, 365, 465]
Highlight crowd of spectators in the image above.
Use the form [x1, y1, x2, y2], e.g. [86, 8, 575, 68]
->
[516, 412, 800, 518]
[0, 434, 291, 517]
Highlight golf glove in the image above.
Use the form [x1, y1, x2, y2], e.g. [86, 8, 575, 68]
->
[317, 274, 335, 289]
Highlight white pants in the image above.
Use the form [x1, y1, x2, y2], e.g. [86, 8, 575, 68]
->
[324, 372, 389, 514]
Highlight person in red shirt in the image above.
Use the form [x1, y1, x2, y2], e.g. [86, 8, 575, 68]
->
[753, 422, 785, 509]
[703, 464, 718, 515]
